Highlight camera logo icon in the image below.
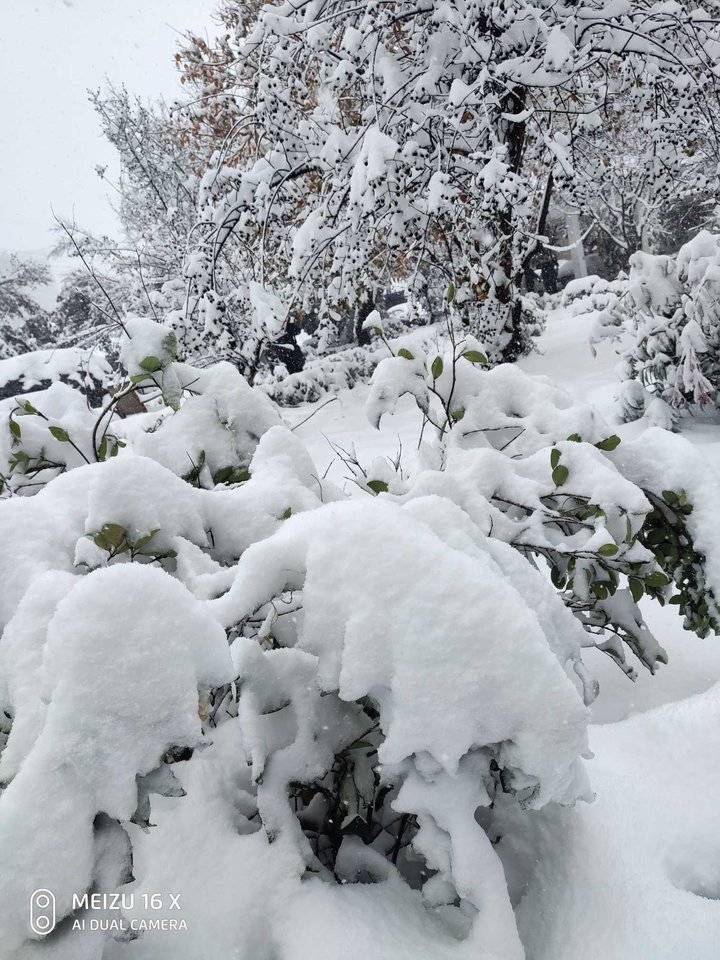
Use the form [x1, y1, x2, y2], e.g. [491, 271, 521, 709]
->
[30, 889, 56, 936]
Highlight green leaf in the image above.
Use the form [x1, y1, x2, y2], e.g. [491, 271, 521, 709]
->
[446, 281, 455, 303]
[130, 373, 151, 385]
[595, 434, 621, 452]
[451, 408, 465, 422]
[97, 436, 108, 461]
[213, 465, 250, 485]
[9, 419, 21, 440]
[152, 549, 178, 561]
[629, 577, 644, 603]
[661, 489, 679, 505]
[550, 448, 561, 470]
[212, 466, 233, 484]
[139, 355, 163, 373]
[566, 433, 582, 443]
[48, 426, 69, 443]
[132, 529, 160, 552]
[397, 348, 415, 360]
[625, 516, 633, 543]
[161, 331, 178, 361]
[462, 350, 488, 366]
[598, 543, 619, 557]
[280, 507, 292, 520]
[92, 522, 129, 554]
[367, 479, 389, 494]
[19, 400, 37, 415]
[431, 356, 443, 380]
[646, 571, 670, 590]
[99, 522, 127, 548]
[552, 464, 569, 487]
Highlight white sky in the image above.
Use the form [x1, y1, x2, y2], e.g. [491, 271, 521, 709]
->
[0, 0, 219, 252]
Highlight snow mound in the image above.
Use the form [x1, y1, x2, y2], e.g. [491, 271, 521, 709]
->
[0, 564, 232, 952]
[516, 683, 720, 959]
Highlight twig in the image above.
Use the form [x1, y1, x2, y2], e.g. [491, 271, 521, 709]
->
[290, 396, 338, 432]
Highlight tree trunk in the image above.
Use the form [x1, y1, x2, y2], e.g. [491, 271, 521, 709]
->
[354, 292, 374, 346]
[566, 209, 588, 279]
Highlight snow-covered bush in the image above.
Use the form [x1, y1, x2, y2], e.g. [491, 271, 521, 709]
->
[0, 316, 282, 497]
[261, 322, 438, 406]
[0, 399, 595, 958]
[578, 232, 720, 425]
[364, 332, 720, 672]
[3, 308, 720, 957]
[557, 274, 629, 335]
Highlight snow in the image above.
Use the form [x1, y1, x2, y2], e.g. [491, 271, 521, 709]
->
[3, 0, 720, 955]
[126, 362, 283, 481]
[0, 348, 111, 396]
[3, 303, 720, 957]
[0, 563, 232, 951]
[516, 684, 720, 960]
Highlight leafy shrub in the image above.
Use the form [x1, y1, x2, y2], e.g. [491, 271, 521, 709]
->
[1, 316, 719, 957]
[573, 232, 720, 426]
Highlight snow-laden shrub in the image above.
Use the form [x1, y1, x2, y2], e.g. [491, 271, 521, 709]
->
[261, 323, 439, 406]
[0, 316, 282, 496]
[0, 564, 233, 951]
[0, 380, 123, 498]
[577, 232, 720, 425]
[555, 274, 629, 341]
[0, 412, 592, 958]
[364, 336, 720, 672]
[2, 320, 720, 956]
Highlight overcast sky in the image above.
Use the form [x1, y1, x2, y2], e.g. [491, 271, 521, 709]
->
[0, 0, 219, 252]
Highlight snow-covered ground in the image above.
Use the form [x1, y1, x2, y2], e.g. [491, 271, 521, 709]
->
[285, 310, 720, 957]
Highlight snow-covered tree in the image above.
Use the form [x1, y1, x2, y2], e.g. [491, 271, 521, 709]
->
[560, 73, 718, 265]
[54, 88, 200, 358]
[175, 1, 261, 172]
[185, 0, 720, 367]
[0, 255, 54, 358]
